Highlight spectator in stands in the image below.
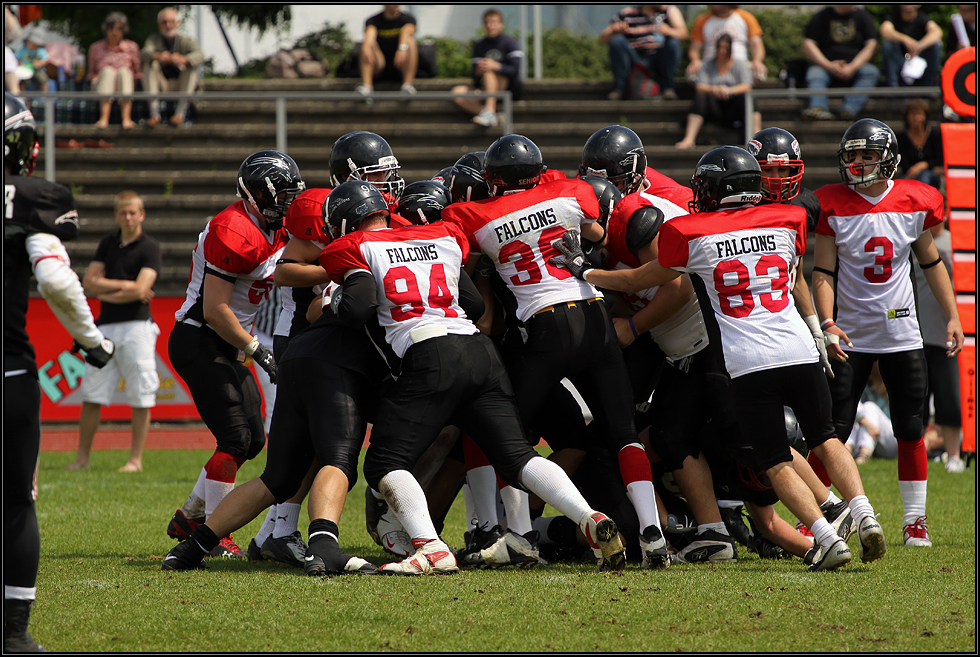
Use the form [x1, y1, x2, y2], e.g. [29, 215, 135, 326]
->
[600, 5, 687, 101]
[88, 11, 141, 129]
[880, 6, 943, 88]
[66, 191, 161, 472]
[801, 5, 879, 121]
[141, 7, 203, 127]
[946, 4, 977, 59]
[897, 99, 944, 190]
[686, 5, 767, 83]
[357, 5, 418, 100]
[4, 46, 18, 94]
[14, 29, 49, 91]
[675, 34, 760, 150]
[451, 8, 524, 127]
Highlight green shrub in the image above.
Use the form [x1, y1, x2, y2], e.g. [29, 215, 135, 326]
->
[529, 28, 611, 79]
[424, 36, 475, 79]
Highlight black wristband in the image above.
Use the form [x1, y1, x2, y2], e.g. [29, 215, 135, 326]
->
[813, 266, 836, 278]
[920, 257, 943, 270]
[276, 258, 298, 266]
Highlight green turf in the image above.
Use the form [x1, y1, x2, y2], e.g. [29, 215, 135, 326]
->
[34, 449, 976, 652]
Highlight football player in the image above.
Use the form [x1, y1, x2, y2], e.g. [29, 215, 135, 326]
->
[165, 150, 303, 558]
[4, 93, 115, 652]
[552, 146, 887, 572]
[319, 181, 628, 574]
[812, 119, 964, 548]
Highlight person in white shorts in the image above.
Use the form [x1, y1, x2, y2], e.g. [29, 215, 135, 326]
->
[66, 191, 161, 472]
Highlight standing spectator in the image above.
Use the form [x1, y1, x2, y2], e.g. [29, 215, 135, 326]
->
[686, 5, 767, 83]
[357, 5, 418, 100]
[141, 7, 203, 127]
[88, 12, 141, 129]
[675, 35, 761, 150]
[897, 98, 944, 190]
[65, 191, 160, 472]
[913, 224, 964, 474]
[600, 5, 687, 101]
[14, 29, 49, 91]
[801, 5, 879, 121]
[880, 5, 943, 88]
[451, 8, 524, 127]
[946, 4, 977, 59]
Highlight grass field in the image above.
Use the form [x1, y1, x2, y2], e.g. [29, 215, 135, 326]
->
[34, 448, 976, 652]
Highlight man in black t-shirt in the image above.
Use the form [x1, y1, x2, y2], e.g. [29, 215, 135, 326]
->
[801, 6, 880, 121]
[880, 6, 944, 87]
[357, 5, 418, 99]
[66, 191, 161, 473]
[451, 8, 524, 127]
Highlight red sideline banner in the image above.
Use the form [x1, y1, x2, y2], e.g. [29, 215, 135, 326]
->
[25, 296, 260, 422]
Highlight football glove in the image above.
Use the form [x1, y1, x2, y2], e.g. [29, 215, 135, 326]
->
[245, 336, 277, 384]
[803, 315, 834, 379]
[71, 338, 115, 369]
[549, 230, 594, 281]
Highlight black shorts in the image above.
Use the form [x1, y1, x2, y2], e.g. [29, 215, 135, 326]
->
[363, 333, 536, 491]
[729, 362, 836, 473]
[168, 322, 266, 460]
[829, 349, 928, 443]
[923, 345, 961, 427]
[259, 357, 377, 503]
[4, 373, 42, 589]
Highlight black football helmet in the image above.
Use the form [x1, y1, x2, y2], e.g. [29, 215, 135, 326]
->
[432, 166, 456, 186]
[454, 151, 486, 172]
[837, 119, 901, 188]
[5, 93, 39, 177]
[396, 180, 451, 225]
[579, 125, 647, 195]
[449, 161, 491, 204]
[689, 146, 763, 213]
[237, 150, 305, 230]
[746, 128, 804, 202]
[324, 181, 390, 240]
[483, 134, 545, 196]
[579, 175, 622, 228]
[329, 131, 405, 200]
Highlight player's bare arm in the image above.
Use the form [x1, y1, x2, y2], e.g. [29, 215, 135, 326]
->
[911, 231, 964, 357]
[274, 237, 329, 288]
[201, 272, 256, 350]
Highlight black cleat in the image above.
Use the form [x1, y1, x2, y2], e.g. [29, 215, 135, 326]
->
[260, 531, 307, 568]
[455, 524, 505, 567]
[719, 505, 753, 548]
[162, 539, 207, 571]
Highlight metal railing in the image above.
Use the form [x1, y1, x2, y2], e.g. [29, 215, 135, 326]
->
[20, 90, 514, 182]
[743, 86, 942, 145]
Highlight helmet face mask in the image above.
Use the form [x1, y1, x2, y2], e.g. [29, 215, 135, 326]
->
[329, 131, 405, 201]
[746, 128, 804, 201]
[324, 181, 390, 240]
[236, 150, 305, 230]
[689, 146, 763, 213]
[5, 93, 39, 177]
[579, 125, 647, 195]
[837, 119, 901, 188]
[483, 134, 545, 196]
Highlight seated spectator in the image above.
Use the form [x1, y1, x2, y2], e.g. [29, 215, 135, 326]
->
[897, 98, 944, 190]
[675, 34, 760, 150]
[88, 11, 141, 129]
[845, 373, 898, 465]
[686, 5, 767, 83]
[357, 5, 418, 100]
[141, 7, 203, 127]
[801, 5, 879, 121]
[14, 29, 50, 91]
[880, 5, 943, 88]
[451, 8, 523, 127]
[600, 5, 687, 101]
[4, 45, 19, 94]
[946, 4, 977, 59]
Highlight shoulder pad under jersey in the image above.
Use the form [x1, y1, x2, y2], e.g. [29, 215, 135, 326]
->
[6, 177, 80, 242]
[625, 205, 664, 256]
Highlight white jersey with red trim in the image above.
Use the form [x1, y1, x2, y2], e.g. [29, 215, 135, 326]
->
[320, 222, 478, 358]
[815, 179, 944, 353]
[444, 178, 602, 321]
[658, 203, 817, 378]
[176, 200, 287, 331]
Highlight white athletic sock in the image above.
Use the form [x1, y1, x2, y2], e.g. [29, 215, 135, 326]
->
[698, 521, 728, 536]
[625, 480, 661, 533]
[500, 486, 532, 535]
[461, 483, 478, 529]
[847, 494, 875, 523]
[899, 480, 927, 524]
[378, 470, 438, 542]
[465, 465, 500, 528]
[717, 499, 742, 509]
[518, 456, 591, 526]
[253, 506, 277, 547]
[273, 502, 301, 538]
[821, 490, 842, 508]
[204, 479, 234, 520]
[810, 517, 838, 548]
[4, 586, 36, 601]
[181, 468, 207, 518]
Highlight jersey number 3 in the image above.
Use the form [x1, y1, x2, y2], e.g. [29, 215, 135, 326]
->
[863, 236, 893, 283]
[714, 255, 790, 318]
[384, 264, 459, 322]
